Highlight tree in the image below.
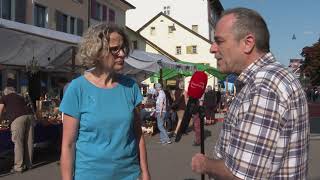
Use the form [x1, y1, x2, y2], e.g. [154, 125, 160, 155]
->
[301, 40, 320, 86]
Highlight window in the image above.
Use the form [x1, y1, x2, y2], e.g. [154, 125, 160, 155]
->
[192, 45, 197, 54]
[102, 5, 107, 21]
[91, 1, 112, 23]
[56, 11, 68, 33]
[186, 45, 197, 54]
[61, 14, 68, 32]
[72, 0, 83, 3]
[34, 4, 46, 28]
[56, 10, 82, 35]
[168, 25, 175, 33]
[163, 6, 170, 16]
[150, 27, 155, 35]
[95, 3, 102, 20]
[1, 0, 11, 20]
[77, 19, 83, 36]
[176, 46, 181, 55]
[132, 40, 138, 49]
[109, 8, 115, 23]
[192, 25, 198, 33]
[91, 0, 102, 20]
[70, 17, 75, 34]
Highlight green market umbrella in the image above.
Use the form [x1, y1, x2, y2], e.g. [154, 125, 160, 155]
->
[151, 61, 226, 81]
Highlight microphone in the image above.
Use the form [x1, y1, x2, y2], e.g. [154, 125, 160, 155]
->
[175, 71, 208, 142]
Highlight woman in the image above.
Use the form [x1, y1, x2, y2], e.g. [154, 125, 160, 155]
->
[173, 82, 187, 136]
[60, 23, 150, 180]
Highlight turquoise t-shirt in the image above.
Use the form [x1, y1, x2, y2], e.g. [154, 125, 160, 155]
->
[59, 75, 143, 180]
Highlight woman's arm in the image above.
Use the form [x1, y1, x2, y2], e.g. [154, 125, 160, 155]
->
[60, 114, 79, 180]
[134, 107, 150, 180]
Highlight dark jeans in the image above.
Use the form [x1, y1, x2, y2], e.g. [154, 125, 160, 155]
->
[165, 111, 177, 131]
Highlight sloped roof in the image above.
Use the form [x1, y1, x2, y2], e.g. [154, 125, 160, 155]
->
[119, 0, 136, 9]
[137, 12, 212, 44]
[126, 26, 179, 61]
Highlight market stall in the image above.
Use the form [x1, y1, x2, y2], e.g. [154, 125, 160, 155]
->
[122, 50, 195, 82]
[0, 18, 80, 154]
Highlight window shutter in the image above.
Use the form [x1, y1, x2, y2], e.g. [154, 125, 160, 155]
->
[15, 0, 26, 23]
[55, 10, 62, 31]
[102, 5, 107, 21]
[91, 0, 96, 19]
[186, 46, 192, 54]
[109, 9, 115, 23]
[77, 19, 84, 36]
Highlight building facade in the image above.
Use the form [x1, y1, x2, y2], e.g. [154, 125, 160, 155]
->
[126, 0, 223, 40]
[0, 0, 134, 92]
[0, 0, 88, 36]
[137, 12, 218, 88]
[138, 13, 216, 65]
[89, 0, 135, 27]
[0, 0, 135, 36]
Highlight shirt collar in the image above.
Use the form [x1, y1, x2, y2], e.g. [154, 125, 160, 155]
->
[234, 52, 276, 91]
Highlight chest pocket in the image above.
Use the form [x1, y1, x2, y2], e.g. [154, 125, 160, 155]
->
[227, 85, 251, 127]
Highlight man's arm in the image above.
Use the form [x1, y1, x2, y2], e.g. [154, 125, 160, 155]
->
[0, 104, 4, 118]
[192, 86, 283, 179]
[192, 154, 241, 180]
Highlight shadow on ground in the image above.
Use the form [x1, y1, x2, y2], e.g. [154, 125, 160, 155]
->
[0, 147, 60, 177]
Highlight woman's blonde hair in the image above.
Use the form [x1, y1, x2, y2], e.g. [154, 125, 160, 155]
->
[77, 23, 130, 68]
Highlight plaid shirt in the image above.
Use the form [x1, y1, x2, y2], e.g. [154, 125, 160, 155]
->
[214, 53, 309, 179]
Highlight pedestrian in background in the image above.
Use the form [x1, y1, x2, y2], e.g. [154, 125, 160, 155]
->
[164, 89, 174, 133]
[60, 23, 150, 180]
[155, 83, 172, 144]
[203, 85, 217, 125]
[173, 82, 187, 137]
[0, 86, 34, 173]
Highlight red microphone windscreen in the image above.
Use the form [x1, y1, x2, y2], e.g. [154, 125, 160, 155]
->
[187, 71, 208, 99]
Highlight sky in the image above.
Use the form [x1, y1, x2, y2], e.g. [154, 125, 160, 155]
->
[220, 0, 320, 65]
[126, 0, 320, 66]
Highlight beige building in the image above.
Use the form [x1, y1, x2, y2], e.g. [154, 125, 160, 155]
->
[26, 0, 88, 35]
[89, 0, 135, 27]
[0, 0, 135, 36]
[0, 0, 89, 35]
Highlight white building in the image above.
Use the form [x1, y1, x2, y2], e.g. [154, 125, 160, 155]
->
[126, 0, 223, 40]
[136, 12, 218, 88]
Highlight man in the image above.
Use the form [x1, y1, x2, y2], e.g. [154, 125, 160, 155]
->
[155, 83, 172, 144]
[0, 86, 34, 173]
[191, 8, 309, 179]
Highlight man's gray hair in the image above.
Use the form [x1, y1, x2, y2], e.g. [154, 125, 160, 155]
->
[221, 7, 270, 53]
[3, 86, 16, 95]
